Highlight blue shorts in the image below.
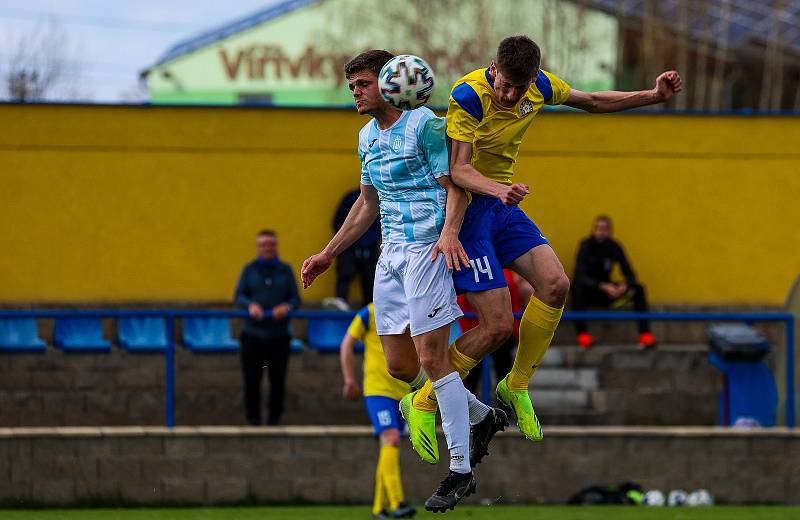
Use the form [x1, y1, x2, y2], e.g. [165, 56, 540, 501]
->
[453, 194, 549, 294]
[364, 395, 405, 436]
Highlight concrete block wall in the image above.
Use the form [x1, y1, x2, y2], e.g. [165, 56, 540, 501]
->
[0, 426, 798, 506]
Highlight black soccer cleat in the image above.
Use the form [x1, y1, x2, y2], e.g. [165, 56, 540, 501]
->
[388, 502, 416, 518]
[424, 470, 476, 513]
[470, 407, 509, 466]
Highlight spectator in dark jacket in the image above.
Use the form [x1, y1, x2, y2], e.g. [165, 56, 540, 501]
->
[571, 215, 656, 350]
[234, 230, 301, 425]
[332, 188, 381, 307]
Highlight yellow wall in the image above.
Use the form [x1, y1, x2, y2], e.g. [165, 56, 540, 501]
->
[1, 104, 798, 304]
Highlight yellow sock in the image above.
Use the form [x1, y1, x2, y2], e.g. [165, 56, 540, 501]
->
[412, 342, 479, 412]
[379, 444, 404, 510]
[372, 451, 388, 514]
[507, 296, 563, 391]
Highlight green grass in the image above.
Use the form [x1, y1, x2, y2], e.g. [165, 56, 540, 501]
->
[1, 506, 799, 520]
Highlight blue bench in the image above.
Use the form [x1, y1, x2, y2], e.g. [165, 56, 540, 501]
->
[118, 317, 168, 352]
[54, 318, 112, 352]
[307, 318, 351, 352]
[182, 317, 239, 352]
[0, 318, 46, 352]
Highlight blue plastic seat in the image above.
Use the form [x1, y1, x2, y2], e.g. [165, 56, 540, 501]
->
[0, 318, 46, 352]
[290, 338, 305, 353]
[118, 317, 167, 352]
[307, 317, 351, 352]
[54, 318, 112, 352]
[182, 317, 239, 352]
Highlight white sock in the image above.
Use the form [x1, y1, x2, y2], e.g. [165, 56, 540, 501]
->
[466, 390, 491, 425]
[432, 371, 471, 474]
[408, 368, 428, 390]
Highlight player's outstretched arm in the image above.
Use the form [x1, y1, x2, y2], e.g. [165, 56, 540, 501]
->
[564, 71, 683, 113]
[339, 333, 362, 401]
[450, 139, 530, 205]
[432, 175, 470, 271]
[301, 183, 380, 288]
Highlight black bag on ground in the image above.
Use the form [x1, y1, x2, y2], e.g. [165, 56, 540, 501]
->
[568, 482, 644, 505]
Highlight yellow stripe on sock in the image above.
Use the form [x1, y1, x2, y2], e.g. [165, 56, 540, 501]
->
[506, 296, 563, 391]
[412, 342, 478, 412]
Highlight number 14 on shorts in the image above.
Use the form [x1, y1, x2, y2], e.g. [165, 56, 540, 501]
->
[469, 256, 494, 283]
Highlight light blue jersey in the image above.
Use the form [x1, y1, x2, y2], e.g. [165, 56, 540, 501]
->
[358, 107, 450, 244]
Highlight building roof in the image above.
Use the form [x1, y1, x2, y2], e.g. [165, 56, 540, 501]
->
[149, 0, 319, 69]
[588, 0, 800, 56]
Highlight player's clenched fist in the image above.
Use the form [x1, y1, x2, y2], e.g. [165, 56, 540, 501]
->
[301, 251, 332, 288]
[654, 70, 683, 101]
[496, 183, 530, 205]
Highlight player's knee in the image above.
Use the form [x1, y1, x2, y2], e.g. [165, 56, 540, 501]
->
[380, 428, 401, 447]
[542, 273, 570, 306]
[417, 348, 447, 377]
[485, 317, 514, 348]
[385, 358, 414, 382]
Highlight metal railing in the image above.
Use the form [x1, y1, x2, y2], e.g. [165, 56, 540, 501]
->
[0, 309, 794, 428]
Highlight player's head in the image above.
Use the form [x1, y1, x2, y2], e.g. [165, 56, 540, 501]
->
[256, 229, 278, 260]
[592, 215, 613, 241]
[490, 36, 541, 107]
[345, 50, 395, 116]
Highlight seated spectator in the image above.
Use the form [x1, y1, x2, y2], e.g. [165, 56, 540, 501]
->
[571, 215, 657, 350]
[460, 269, 533, 399]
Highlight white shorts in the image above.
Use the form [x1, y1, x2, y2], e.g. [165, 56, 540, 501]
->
[373, 242, 463, 337]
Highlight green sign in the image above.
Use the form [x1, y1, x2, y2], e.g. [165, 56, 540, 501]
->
[145, 0, 618, 106]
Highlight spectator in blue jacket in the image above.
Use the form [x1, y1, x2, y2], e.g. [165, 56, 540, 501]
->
[234, 230, 301, 425]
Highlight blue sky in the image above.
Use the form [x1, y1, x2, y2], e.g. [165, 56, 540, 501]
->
[0, 0, 281, 102]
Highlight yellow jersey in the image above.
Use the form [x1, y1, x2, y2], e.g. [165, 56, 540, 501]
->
[446, 68, 571, 185]
[346, 303, 411, 400]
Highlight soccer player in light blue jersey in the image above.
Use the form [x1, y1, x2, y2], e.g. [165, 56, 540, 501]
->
[302, 50, 494, 513]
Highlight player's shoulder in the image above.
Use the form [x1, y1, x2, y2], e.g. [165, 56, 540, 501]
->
[449, 68, 492, 121]
[357, 120, 377, 152]
[529, 69, 570, 104]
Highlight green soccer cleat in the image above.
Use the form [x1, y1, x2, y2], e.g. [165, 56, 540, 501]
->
[496, 375, 543, 441]
[399, 391, 439, 465]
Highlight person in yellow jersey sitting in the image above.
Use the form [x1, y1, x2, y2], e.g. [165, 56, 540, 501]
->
[340, 303, 416, 519]
[402, 35, 683, 461]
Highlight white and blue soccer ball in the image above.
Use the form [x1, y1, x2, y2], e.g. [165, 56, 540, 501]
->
[667, 489, 688, 507]
[378, 54, 435, 110]
[687, 489, 714, 506]
[643, 489, 665, 507]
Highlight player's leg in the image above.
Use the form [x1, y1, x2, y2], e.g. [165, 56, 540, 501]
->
[404, 242, 476, 512]
[366, 394, 416, 518]
[499, 244, 568, 440]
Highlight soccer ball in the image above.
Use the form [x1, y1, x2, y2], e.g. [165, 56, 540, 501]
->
[378, 54, 435, 110]
[667, 489, 688, 507]
[687, 489, 714, 506]
[643, 490, 665, 506]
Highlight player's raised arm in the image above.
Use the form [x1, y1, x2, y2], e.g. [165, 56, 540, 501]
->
[450, 139, 529, 206]
[301, 183, 380, 288]
[564, 70, 683, 113]
[339, 332, 362, 401]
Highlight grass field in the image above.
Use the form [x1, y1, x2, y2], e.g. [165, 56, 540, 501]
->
[2, 506, 799, 520]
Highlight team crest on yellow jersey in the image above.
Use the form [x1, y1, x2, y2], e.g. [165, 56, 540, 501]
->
[519, 99, 534, 116]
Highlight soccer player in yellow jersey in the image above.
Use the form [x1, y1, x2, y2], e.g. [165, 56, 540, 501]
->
[404, 36, 682, 453]
[340, 303, 416, 519]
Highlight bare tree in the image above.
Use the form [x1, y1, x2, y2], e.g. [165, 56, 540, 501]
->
[3, 17, 79, 102]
